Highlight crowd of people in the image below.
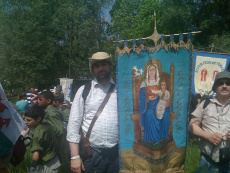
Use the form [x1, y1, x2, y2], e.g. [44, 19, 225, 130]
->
[1, 51, 230, 173]
[1, 51, 119, 173]
[15, 87, 71, 172]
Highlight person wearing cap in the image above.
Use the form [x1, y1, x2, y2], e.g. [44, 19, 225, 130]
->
[189, 71, 230, 172]
[67, 52, 118, 173]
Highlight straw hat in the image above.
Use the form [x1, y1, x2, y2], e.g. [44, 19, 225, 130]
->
[89, 52, 112, 73]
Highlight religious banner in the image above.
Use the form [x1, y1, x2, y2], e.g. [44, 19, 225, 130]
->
[0, 84, 25, 160]
[59, 78, 73, 102]
[116, 34, 193, 172]
[192, 52, 230, 96]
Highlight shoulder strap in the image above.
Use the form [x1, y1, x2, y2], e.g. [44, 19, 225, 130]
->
[85, 83, 115, 138]
[82, 81, 92, 103]
[203, 98, 211, 109]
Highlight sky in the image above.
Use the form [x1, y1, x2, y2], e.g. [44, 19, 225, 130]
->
[102, 3, 113, 22]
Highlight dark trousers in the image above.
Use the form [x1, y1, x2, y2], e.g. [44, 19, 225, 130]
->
[199, 154, 230, 173]
[84, 144, 119, 173]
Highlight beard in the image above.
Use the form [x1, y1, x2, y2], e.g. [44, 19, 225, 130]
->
[95, 70, 111, 82]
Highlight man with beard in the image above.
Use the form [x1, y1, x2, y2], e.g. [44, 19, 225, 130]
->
[189, 71, 230, 172]
[67, 52, 118, 173]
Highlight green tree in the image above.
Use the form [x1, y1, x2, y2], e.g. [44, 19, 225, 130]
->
[109, 0, 229, 52]
[109, 0, 195, 42]
[0, 0, 111, 91]
[192, 0, 230, 52]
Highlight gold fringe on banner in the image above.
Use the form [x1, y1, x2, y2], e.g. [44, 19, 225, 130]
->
[178, 40, 185, 48]
[160, 41, 169, 52]
[114, 12, 200, 56]
[123, 46, 130, 56]
[115, 47, 123, 56]
[169, 41, 178, 51]
[135, 47, 141, 55]
[116, 40, 193, 56]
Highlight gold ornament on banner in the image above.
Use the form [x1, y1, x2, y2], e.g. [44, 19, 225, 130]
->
[112, 11, 201, 56]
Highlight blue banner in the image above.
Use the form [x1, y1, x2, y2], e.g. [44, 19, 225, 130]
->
[117, 47, 192, 172]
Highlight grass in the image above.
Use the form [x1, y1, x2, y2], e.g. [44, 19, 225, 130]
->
[8, 140, 200, 173]
[184, 140, 201, 173]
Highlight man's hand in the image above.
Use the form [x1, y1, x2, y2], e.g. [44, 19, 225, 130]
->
[207, 132, 222, 145]
[22, 128, 30, 137]
[70, 158, 85, 173]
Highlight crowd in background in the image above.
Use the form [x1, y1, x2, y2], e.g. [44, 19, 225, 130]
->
[14, 85, 71, 172]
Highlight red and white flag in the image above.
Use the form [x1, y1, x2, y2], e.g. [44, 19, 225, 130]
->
[0, 84, 26, 159]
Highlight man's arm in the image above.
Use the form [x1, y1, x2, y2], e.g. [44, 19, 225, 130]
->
[67, 85, 85, 173]
[28, 151, 39, 172]
[189, 116, 222, 146]
[31, 94, 38, 101]
[69, 142, 85, 173]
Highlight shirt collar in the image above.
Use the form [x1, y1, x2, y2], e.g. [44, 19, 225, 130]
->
[92, 77, 115, 88]
[210, 97, 230, 106]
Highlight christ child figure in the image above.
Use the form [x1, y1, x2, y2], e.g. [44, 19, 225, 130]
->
[151, 80, 170, 119]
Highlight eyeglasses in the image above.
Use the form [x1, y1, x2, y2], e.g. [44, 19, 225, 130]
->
[216, 80, 230, 87]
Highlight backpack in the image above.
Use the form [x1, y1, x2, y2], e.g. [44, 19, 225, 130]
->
[10, 135, 31, 167]
[202, 96, 213, 109]
[82, 81, 92, 104]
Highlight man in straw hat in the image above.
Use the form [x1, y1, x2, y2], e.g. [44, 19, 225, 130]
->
[189, 71, 230, 172]
[67, 52, 118, 173]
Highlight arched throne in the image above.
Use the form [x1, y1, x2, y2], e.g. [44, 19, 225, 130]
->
[131, 59, 176, 160]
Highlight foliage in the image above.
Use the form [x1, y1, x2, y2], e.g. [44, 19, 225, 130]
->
[109, 0, 160, 40]
[0, 0, 229, 92]
[109, 0, 196, 40]
[110, 0, 230, 51]
[0, 0, 110, 91]
[192, 0, 230, 52]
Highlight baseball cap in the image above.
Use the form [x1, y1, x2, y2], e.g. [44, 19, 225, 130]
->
[212, 71, 230, 91]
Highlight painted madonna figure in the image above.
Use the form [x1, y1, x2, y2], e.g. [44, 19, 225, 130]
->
[139, 64, 170, 143]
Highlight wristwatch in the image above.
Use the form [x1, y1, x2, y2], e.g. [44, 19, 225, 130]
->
[70, 155, 80, 160]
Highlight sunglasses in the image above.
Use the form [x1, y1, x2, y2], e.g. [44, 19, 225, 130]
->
[216, 80, 230, 87]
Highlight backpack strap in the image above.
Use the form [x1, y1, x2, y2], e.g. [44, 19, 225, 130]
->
[85, 83, 115, 138]
[203, 98, 211, 109]
[82, 81, 92, 104]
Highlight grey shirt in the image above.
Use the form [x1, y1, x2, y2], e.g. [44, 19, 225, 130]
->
[192, 98, 230, 162]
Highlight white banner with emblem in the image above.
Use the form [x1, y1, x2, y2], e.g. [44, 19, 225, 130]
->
[59, 78, 73, 102]
[194, 55, 227, 96]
